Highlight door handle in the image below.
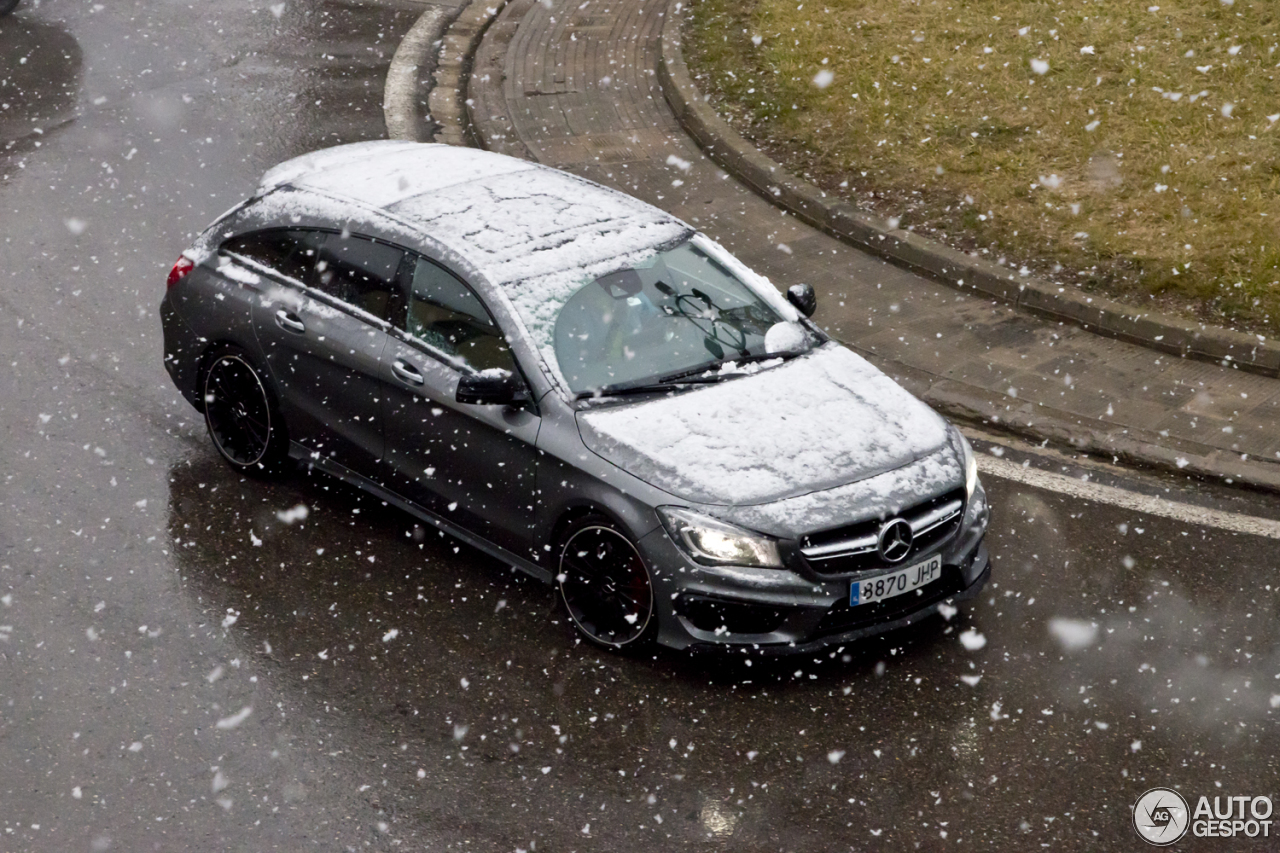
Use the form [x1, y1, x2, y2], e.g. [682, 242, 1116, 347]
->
[275, 310, 306, 334]
[392, 359, 424, 386]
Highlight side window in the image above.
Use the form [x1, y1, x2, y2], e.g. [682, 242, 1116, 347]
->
[404, 256, 516, 373]
[315, 233, 403, 323]
[221, 229, 322, 283]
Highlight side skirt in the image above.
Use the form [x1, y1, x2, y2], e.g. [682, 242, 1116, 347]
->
[290, 442, 554, 585]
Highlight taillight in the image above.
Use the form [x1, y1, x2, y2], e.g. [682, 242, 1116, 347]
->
[167, 256, 195, 289]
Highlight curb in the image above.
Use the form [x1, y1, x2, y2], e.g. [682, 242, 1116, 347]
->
[383, 5, 457, 142]
[656, 0, 1280, 380]
[462, 0, 539, 161]
[427, 0, 512, 147]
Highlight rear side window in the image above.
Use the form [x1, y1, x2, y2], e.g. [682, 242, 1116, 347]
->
[315, 233, 404, 323]
[221, 229, 323, 283]
[222, 229, 404, 324]
[403, 256, 515, 373]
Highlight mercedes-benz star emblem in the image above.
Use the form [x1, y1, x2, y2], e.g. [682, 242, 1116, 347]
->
[877, 518, 914, 563]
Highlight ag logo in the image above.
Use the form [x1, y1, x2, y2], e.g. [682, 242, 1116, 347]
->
[1133, 787, 1190, 846]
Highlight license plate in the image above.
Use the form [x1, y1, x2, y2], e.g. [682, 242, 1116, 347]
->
[850, 555, 942, 606]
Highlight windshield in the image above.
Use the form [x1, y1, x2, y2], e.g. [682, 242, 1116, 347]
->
[552, 238, 817, 395]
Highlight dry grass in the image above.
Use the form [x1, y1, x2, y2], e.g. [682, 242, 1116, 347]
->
[686, 0, 1280, 334]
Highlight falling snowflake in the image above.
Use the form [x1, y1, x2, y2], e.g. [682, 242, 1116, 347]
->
[1048, 618, 1098, 651]
[276, 504, 309, 524]
[215, 706, 253, 730]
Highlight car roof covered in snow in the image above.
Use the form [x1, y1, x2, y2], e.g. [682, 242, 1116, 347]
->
[252, 141, 695, 392]
[256, 141, 690, 289]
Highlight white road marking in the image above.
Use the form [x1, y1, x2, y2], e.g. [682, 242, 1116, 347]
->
[979, 454, 1280, 540]
[383, 6, 452, 141]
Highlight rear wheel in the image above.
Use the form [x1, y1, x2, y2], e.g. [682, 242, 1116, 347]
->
[557, 518, 655, 650]
[202, 347, 289, 476]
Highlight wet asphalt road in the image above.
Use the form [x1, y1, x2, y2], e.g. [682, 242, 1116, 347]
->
[3, 1, 1280, 850]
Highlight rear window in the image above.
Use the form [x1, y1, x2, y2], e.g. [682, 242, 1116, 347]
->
[221, 229, 405, 323]
[315, 233, 404, 321]
[220, 229, 322, 284]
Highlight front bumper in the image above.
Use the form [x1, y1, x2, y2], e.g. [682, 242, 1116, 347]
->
[641, 483, 991, 654]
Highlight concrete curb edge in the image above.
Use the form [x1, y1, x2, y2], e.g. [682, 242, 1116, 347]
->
[383, 5, 456, 142]
[427, 0, 512, 147]
[656, 0, 1280, 380]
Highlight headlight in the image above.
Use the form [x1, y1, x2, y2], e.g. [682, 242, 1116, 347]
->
[657, 507, 783, 568]
[959, 432, 979, 498]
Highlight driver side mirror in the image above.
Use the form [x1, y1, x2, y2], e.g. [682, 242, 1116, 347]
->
[786, 283, 817, 318]
[456, 371, 530, 406]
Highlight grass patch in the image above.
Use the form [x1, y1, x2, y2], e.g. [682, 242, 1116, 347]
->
[685, 0, 1280, 334]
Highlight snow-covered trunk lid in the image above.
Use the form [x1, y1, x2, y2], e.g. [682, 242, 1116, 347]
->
[576, 344, 950, 506]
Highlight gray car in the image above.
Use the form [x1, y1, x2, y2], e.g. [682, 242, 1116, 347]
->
[160, 141, 991, 654]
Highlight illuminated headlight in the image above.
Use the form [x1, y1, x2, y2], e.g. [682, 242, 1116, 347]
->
[959, 432, 979, 498]
[657, 507, 783, 568]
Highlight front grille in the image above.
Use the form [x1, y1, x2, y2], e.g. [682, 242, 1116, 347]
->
[815, 565, 964, 637]
[799, 488, 965, 577]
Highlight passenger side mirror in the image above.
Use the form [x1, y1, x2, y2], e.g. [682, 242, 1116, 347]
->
[786, 283, 817, 318]
[456, 371, 529, 406]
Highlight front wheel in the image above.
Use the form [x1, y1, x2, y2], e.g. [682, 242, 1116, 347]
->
[202, 346, 290, 476]
[557, 518, 655, 651]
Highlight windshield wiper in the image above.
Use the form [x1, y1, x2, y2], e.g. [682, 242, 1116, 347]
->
[576, 351, 802, 400]
[577, 374, 723, 400]
[576, 361, 732, 399]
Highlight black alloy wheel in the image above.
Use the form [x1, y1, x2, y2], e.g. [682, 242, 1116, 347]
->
[202, 348, 288, 475]
[558, 520, 655, 649]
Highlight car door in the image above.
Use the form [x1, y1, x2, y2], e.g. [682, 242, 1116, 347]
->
[237, 229, 402, 478]
[380, 254, 540, 557]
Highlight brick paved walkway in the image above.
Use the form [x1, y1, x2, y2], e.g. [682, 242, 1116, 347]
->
[463, 0, 1280, 488]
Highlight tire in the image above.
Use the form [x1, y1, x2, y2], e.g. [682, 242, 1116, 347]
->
[0, 0, 19, 16]
[557, 516, 656, 651]
[201, 346, 290, 477]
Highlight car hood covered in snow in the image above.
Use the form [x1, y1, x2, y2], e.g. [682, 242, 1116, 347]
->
[577, 344, 952, 511]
